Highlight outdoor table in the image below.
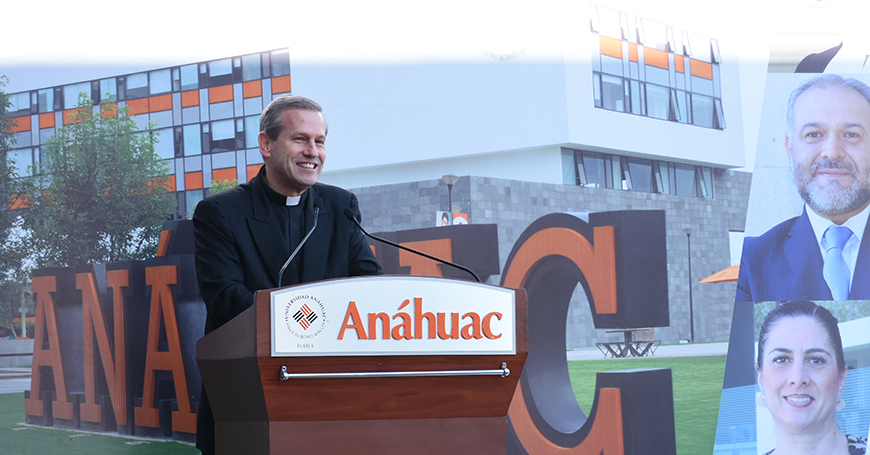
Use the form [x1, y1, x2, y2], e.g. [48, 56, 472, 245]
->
[595, 328, 660, 358]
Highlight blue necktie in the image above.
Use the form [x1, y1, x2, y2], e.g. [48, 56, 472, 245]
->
[822, 225, 853, 300]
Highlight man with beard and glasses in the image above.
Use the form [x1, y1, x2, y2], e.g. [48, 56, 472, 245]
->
[737, 74, 870, 302]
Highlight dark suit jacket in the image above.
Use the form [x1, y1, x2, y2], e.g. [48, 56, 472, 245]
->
[192, 171, 382, 454]
[193, 170, 383, 335]
[735, 208, 870, 302]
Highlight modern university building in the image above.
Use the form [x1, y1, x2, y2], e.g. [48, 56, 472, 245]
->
[6, 3, 754, 346]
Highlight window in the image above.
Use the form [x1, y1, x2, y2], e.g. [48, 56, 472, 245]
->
[209, 59, 233, 87]
[242, 54, 262, 81]
[271, 49, 291, 77]
[210, 119, 236, 153]
[8, 149, 32, 177]
[39, 128, 55, 145]
[9, 92, 31, 115]
[149, 128, 173, 160]
[600, 74, 625, 111]
[591, 4, 725, 130]
[568, 148, 714, 198]
[150, 69, 172, 95]
[38, 88, 57, 113]
[64, 82, 91, 109]
[646, 84, 669, 120]
[183, 124, 201, 156]
[125, 73, 149, 99]
[185, 189, 204, 216]
[673, 164, 697, 196]
[99, 78, 117, 103]
[14, 131, 31, 148]
[245, 115, 260, 148]
[625, 158, 653, 192]
[691, 95, 714, 128]
[180, 64, 199, 91]
[578, 151, 606, 188]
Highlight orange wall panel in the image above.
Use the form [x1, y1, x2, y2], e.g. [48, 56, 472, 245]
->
[209, 85, 233, 104]
[272, 76, 291, 94]
[100, 103, 118, 119]
[690, 59, 713, 80]
[126, 99, 149, 116]
[628, 43, 638, 62]
[7, 193, 31, 210]
[211, 167, 237, 183]
[674, 56, 685, 74]
[148, 175, 176, 193]
[185, 171, 204, 190]
[181, 90, 199, 108]
[644, 48, 669, 70]
[243, 80, 262, 99]
[63, 107, 90, 125]
[39, 113, 55, 129]
[149, 94, 172, 112]
[246, 164, 263, 182]
[599, 36, 623, 59]
[11, 116, 31, 132]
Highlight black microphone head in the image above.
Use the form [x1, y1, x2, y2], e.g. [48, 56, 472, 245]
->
[343, 208, 358, 222]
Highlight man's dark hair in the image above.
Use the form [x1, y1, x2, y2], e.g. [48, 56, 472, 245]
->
[756, 300, 846, 372]
[260, 95, 328, 140]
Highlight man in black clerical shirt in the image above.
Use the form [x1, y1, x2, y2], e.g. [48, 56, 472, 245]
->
[192, 95, 382, 454]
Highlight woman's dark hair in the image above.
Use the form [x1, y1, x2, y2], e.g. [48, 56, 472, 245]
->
[756, 300, 846, 372]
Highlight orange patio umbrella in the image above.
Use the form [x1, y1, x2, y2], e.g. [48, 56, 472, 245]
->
[699, 264, 739, 283]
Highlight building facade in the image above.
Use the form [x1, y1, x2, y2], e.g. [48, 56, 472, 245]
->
[5, 3, 753, 344]
[7, 49, 292, 218]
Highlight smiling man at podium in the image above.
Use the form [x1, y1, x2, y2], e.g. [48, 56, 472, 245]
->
[192, 95, 382, 454]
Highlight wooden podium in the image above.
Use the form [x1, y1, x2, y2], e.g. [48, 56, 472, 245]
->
[197, 276, 528, 454]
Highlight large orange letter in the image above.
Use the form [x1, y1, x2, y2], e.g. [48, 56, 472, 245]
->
[79, 270, 129, 426]
[25, 276, 74, 420]
[133, 266, 197, 433]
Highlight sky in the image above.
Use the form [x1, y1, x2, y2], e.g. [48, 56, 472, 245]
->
[2, 0, 774, 93]
[4, 0, 869, 174]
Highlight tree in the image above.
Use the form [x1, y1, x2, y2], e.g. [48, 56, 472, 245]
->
[0, 75, 30, 337]
[20, 93, 176, 268]
[209, 177, 238, 195]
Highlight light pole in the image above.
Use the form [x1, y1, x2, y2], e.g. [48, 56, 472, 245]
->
[684, 227, 694, 343]
[442, 174, 459, 225]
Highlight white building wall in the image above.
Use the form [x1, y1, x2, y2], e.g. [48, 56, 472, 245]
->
[293, 3, 748, 190]
[320, 145, 567, 188]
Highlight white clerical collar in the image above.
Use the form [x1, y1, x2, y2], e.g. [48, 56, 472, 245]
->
[286, 196, 302, 206]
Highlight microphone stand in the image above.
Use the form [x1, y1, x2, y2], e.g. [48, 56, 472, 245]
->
[278, 201, 321, 288]
[343, 208, 481, 283]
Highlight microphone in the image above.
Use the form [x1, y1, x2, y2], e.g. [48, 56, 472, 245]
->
[343, 208, 481, 282]
[278, 197, 322, 288]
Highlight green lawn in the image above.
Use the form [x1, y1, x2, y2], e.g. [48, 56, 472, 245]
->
[0, 393, 198, 455]
[569, 356, 726, 455]
[1, 356, 725, 454]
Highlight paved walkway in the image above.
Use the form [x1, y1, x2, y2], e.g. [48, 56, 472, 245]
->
[0, 367, 33, 395]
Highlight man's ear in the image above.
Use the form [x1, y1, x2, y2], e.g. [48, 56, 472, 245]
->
[785, 135, 793, 160]
[258, 131, 272, 159]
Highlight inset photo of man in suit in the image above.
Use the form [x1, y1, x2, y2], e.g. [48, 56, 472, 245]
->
[737, 74, 870, 302]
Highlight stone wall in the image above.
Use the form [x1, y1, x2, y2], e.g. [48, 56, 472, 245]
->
[353, 169, 751, 346]
[0, 339, 33, 368]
